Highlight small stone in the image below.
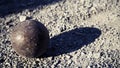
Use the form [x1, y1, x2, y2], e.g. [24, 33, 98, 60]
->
[48, 57, 52, 60]
[81, 52, 85, 56]
[36, 58, 40, 61]
[67, 60, 72, 64]
[19, 15, 27, 22]
[93, 53, 100, 59]
[66, 55, 71, 59]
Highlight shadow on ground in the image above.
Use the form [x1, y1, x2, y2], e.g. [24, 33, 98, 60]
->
[0, 0, 64, 17]
[40, 27, 101, 58]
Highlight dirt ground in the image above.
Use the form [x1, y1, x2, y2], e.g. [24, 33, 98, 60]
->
[0, 0, 120, 68]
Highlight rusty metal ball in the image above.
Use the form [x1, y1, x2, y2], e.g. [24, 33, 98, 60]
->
[10, 20, 49, 58]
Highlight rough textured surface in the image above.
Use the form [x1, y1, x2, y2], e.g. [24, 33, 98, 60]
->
[0, 0, 120, 68]
[10, 20, 49, 58]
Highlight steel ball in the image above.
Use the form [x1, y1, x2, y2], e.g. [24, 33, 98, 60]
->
[10, 20, 49, 58]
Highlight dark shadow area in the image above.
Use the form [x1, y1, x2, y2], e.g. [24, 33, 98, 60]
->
[0, 0, 64, 17]
[40, 27, 101, 58]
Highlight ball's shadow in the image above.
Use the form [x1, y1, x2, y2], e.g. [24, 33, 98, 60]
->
[40, 27, 101, 57]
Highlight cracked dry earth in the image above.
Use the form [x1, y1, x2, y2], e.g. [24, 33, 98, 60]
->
[0, 0, 120, 68]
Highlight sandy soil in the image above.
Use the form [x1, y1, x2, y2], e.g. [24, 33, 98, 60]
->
[0, 0, 120, 68]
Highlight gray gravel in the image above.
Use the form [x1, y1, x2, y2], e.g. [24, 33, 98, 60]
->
[0, 0, 120, 68]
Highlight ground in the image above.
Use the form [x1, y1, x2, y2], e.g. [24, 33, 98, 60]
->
[0, 0, 120, 68]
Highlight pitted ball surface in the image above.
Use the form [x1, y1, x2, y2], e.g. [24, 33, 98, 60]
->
[10, 20, 49, 58]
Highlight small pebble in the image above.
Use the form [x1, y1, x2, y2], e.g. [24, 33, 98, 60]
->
[93, 53, 100, 59]
[19, 15, 27, 22]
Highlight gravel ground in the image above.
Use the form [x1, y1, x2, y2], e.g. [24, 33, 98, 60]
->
[0, 0, 120, 68]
